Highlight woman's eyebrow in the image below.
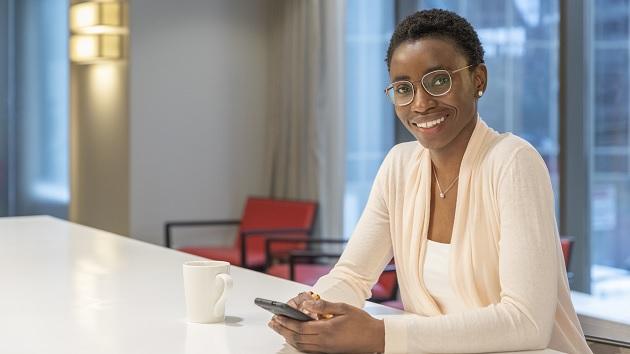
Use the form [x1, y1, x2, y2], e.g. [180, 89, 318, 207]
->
[423, 64, 447, 73]
[392, 74, 411, 81]
[392, 65, 450, 81]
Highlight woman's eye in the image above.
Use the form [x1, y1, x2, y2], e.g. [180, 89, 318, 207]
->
[396, 85, 411, 94]
[433, 76, 450, 86]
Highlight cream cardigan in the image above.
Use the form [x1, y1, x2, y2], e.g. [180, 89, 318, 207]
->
[312, 118, 592, 353]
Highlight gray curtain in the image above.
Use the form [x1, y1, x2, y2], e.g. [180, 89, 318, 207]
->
[265, 0, 345, 238]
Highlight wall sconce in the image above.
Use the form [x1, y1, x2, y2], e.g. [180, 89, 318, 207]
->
[70, 2, 128, 34]
[70, 34, 124, 63]
[70, 1, 127, 64]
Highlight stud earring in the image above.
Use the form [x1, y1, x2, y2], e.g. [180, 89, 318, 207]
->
[477, 90, 483, 97]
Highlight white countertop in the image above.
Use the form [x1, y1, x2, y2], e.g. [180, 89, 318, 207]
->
[0, 216, 563, 354]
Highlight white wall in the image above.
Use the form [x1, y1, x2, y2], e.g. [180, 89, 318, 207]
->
[130, 0, 270, 245]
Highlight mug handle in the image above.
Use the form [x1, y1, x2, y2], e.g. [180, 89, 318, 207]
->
[213, 273, 233, 318]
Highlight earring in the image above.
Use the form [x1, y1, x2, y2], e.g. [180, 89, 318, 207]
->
[477, 90, 483, 97]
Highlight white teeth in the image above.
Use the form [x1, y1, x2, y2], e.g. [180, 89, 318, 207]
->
[413, 117, 445, 129]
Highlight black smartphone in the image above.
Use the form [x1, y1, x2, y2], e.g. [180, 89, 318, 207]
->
[254, 297, 314, 322]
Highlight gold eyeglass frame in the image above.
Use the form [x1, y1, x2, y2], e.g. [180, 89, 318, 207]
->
[385, 64, 474, 106]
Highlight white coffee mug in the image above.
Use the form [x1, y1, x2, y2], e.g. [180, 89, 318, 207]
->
[183, 260, 233, 323]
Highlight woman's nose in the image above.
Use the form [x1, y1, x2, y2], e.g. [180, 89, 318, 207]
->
[410, 85, 437, 113]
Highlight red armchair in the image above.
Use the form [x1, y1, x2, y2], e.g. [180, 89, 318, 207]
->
[165, 197, 318, 269]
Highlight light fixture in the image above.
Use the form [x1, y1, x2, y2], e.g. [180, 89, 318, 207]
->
[70, 1, 127, 64]
[70, 34, 124, 63]
[70, 2, 127, 35]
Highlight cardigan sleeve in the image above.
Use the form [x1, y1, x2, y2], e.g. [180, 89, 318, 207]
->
[383, 146, 560, 353]
[311, 147, 395, 308]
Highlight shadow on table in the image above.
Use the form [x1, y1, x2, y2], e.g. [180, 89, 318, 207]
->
[224, 315, 243, 327]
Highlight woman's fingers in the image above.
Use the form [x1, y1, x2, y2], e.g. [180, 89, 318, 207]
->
[268, 317, 321, 346]
[287, 291, 313, 310]
[272, 315, 322, 335]
[297, 292, 314, 305]
[302, 299, 348, 317]
[287, 298, 298, 309]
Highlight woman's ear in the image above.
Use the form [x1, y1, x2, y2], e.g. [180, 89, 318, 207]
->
[473, 63, 488, 97]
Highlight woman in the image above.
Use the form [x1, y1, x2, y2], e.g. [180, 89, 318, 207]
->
[269, 9, 592, 354]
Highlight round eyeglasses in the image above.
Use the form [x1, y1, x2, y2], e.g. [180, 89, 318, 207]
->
[384, 64, 474, 106]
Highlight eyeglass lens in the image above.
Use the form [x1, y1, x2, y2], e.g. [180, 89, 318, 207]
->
[422, 70, 451, 96]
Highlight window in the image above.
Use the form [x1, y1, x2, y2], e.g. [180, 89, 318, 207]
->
[0, 0, 69, 217]
[343, 0, 395, 238]
[590, 0, 630, 301]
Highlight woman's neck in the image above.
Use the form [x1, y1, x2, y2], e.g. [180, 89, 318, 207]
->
[429, 114, 477, 178]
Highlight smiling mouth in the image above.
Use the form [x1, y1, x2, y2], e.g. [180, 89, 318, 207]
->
[411, 115, 446, 129]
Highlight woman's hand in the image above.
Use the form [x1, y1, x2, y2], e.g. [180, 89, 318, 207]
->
[286, 292, 320, 319]
[268, 298, 385, 353]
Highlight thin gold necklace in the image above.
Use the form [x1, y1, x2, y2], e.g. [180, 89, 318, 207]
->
[432, 166, 459, 198]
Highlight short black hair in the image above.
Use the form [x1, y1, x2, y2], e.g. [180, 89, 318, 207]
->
[386, 9, 485, 71]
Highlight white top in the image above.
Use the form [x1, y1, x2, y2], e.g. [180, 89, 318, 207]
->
[0, 216, 405, 354]
[423, 240, 468, 314]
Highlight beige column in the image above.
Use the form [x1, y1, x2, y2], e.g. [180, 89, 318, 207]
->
[68, 1, 129, 235]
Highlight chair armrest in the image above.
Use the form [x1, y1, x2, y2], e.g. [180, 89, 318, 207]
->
[239, 228, 313, 269]
[288, 250, 343, 281]
[289, 250, 344, 259]
[164, 219, 240, 248]
[287, 252, 396, 280]
[264, 237, 347, 270]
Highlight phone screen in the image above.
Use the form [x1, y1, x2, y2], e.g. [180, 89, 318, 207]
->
[254, 297, 314, 322]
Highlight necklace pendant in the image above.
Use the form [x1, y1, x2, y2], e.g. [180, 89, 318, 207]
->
[439, 192, 445, 198]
